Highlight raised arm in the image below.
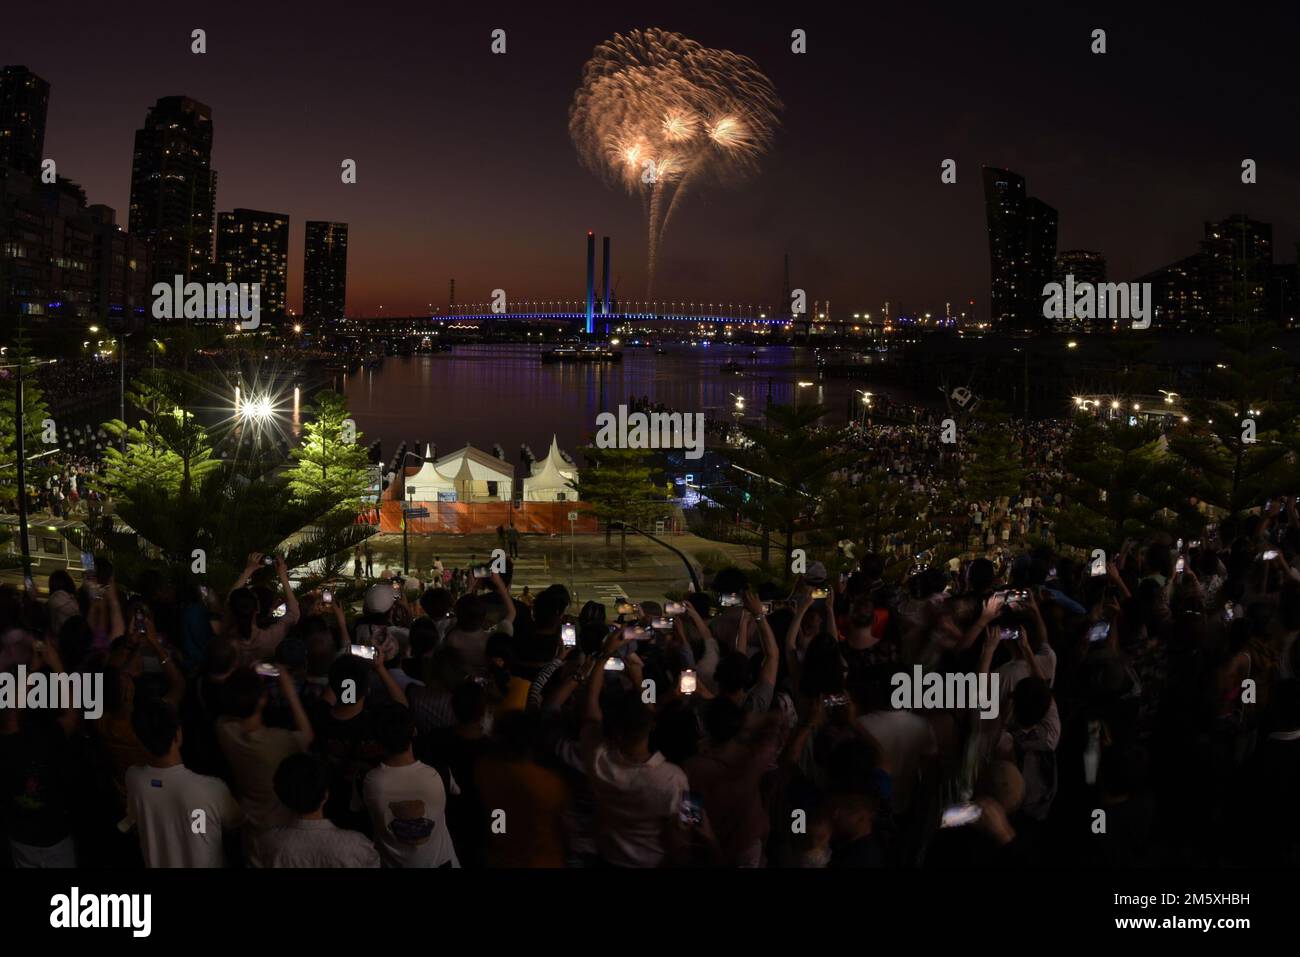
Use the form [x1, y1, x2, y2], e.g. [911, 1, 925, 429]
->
[278, 669, 314, 748]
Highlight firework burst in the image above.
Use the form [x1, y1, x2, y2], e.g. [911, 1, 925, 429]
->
[569, 28, 781, 296]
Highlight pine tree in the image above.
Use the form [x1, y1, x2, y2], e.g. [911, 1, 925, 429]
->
[1053, 412, 1170, 553]
[1166, 322, 1300, 521]
[285, 391, 371, 514]
[570, 446, 667, 572]
[717, 402, 843, 575]
[963, 403, 1025, 505]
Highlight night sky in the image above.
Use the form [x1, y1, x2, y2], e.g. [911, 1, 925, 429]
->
[6, 1, 1299, 318]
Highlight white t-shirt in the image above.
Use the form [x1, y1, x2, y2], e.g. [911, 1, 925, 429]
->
[362, 760, 459, 868]
[125, 763, 243, 868]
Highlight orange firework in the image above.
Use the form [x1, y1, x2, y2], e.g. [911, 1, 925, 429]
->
[569, 28, 781, 295]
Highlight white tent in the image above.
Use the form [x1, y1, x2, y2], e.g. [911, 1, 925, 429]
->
[525, 435, 579, 502]
[403, 445, 514, 503]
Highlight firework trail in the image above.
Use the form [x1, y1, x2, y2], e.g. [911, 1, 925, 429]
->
[569, 28, 781, 297]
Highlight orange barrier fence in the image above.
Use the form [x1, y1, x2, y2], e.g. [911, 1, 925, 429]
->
[373, 500, 598, 535]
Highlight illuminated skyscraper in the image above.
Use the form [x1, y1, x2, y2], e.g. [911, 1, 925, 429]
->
[216, 208, 289, 319]
[128, 96, 217, 286]
[983, 166, 1058, 332]
[303, 220, 348, 324]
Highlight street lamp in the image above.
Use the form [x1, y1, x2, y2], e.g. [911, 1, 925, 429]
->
[403, 484, 416, 573]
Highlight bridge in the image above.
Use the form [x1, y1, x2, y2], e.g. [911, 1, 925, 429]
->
[338, 307, 801, 334]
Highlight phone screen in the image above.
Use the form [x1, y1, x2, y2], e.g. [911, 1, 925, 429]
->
[719, 593, 741, 607]
[255, 663, 280, 678]
[940, 803, 983, 829]
[679, 669, 697, 695]
[1087, 621, 1110, 643]
[811, 587, 830, 599]
[561, 623, 577, 647]
[603, 657, 625, 672]
[1175, 557, 1185, 574]
[664, 601, 685, 616]
[678, 792, 703, 826]
[350, 643, 377, 660]
[998, 626, 1019, 641]
[651, 617, 672, 630]
[472, 567, 489, 578]
[321, 589, 333, 604]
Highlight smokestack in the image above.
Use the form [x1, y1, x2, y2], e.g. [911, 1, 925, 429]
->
[585, 230, 595, 334]
[601, 236, 611, 315]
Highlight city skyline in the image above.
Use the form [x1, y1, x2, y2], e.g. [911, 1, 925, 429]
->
[3, 5, 1300, 319]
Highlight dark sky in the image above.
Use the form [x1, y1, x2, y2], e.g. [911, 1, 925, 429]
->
[6, 1, 1299, 318]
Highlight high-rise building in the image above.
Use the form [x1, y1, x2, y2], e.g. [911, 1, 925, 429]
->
[982, 166, 1058, 332]
[87, 205, 153, 327]
[0, 66, 49, 177]
[303, 221, 348, 324]
[1054, 249, 1107, 288]
[1, 166, 148, 327]
[1140, 214, 1283, 329]
[216, 208, 289, 319]
[1051, 249, 1108, 331]
[128, 96, 217, 287]
[1201, 214, 1271, 323]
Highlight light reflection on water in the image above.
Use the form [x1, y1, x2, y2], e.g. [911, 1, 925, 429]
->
[339, 343, 871, 457]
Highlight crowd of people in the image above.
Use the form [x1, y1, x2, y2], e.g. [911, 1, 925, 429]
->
[1, 496, 1298, 869]
[0, 454, 108, 522]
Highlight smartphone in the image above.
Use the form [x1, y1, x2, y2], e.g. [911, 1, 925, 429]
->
[719, 593, 741, 607]
[940, 803, 983, 829]
[1176, 538, 1184, 552]
[822, 693, 848, 708]
[321, 588, 333, 604]
[1189, 540, 1201, 549]
[622, 625, 649, 642]
[561, 622, 577, 647]
[678, 669, 697, 695]
[664, 601, 685, 616]
[1175, 557, 1185, 574]
[255, 662, 280, 678]
[1047, 567, 1058, 579]
[1223, 603, 1235, 622]
[998, 625, 1020, 642]
[1262, 550, 1279, 561]
[762, 601, 774, 615]
[811, 587, 830, 600]
[999, 588, 1030, 607]
[271, 602, 288, 619]
[1087, 621, 1110, 643]
[678, 791, 703, 826]
[616, 600, 637, 615]
[650, 617, 673, 631]
[261, 554, 276, 566]
[350, 643, 377, 660]
[604, 656, 625, 672]
[1090, 563, 1106, 578]
[472, 566, 489, 579]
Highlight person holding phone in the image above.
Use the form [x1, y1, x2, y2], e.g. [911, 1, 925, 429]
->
[579, 628, 688, 867]
[228, 552, 300, 665]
